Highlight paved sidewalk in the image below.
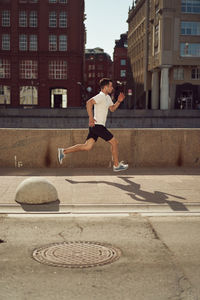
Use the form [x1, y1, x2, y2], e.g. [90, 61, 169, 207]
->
[0, 168, 200, 213]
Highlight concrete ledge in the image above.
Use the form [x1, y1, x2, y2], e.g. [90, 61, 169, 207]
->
[0, 128, 200, 168]
[0, 108, 200, 128]
[1, 203, 200, 215]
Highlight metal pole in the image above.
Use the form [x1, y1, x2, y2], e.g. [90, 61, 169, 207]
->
[144, 0, 149, 109]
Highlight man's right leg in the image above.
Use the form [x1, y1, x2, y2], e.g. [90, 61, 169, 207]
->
[63, 138, 95, 154]
[58, 138, 95, 164]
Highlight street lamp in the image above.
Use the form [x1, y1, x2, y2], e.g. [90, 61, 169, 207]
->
[77, 81, 86, 108]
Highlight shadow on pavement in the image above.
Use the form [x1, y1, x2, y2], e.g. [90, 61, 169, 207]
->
[65, 177, 188, 211]
[20, 199, 60, 212]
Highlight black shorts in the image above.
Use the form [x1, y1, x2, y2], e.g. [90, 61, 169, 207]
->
[86, 125, 113, 142]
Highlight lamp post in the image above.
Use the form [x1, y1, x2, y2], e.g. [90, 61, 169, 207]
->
[77, 81, 86, 108]
[31, 79, 34, 105]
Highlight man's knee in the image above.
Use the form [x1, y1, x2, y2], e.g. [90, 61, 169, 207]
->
[83, 140, 94, 151]
[108, 137, 118, 146]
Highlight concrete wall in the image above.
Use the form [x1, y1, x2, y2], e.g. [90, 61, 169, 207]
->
[0, 108, 200, 128]
[0, 128, 200, 168]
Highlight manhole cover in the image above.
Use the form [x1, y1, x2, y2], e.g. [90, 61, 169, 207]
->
[32, 241, 121, 268]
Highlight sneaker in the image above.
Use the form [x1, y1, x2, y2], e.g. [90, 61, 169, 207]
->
[58, 148, 65, 164]
[113, 161, 128, 172]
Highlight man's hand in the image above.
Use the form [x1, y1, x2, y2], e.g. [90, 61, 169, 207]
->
[89, 117, 96, 127]
[109, 92, 126, 112]
[117, 92, 125, 103]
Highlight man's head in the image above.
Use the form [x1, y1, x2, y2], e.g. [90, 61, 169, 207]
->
[99, 78, 113, 94]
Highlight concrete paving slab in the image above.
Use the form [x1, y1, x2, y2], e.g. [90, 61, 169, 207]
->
[0, 215, 199, 300]
[0, 168, 200, 215]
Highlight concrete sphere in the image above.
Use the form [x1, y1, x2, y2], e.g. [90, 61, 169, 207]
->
[15, 177, 58, 204]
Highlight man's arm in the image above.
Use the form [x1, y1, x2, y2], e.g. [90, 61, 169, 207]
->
[109, 92, 125, 112]
[86, 98, 96, 127]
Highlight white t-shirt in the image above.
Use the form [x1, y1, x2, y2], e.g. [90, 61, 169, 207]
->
[93, 91, 114, 126]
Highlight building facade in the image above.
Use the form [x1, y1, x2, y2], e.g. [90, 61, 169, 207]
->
[113, 32, 134, 108]
[0, 0, 85, 108]
[84, 47, 112, 99]
[128, 0, 200, 110]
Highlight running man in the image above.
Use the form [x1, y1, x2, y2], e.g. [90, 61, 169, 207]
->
[58, 78, 128, 172]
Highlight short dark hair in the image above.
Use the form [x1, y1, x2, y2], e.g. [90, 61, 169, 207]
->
[99, 78, 112, 89]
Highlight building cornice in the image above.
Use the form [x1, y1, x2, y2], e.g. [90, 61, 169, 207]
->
[127, 0, 146, 23]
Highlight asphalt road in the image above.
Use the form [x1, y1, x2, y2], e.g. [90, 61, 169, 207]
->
[0, 214, 199, 300]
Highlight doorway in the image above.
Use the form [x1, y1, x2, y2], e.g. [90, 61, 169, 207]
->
[51, 88, 67, 108]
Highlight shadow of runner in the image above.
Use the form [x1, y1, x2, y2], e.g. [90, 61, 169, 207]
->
[65, 176, 188, 211]
[20, 200, 60, 212]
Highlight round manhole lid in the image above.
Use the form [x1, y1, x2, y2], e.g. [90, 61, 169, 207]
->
[32, 241, 121, 268]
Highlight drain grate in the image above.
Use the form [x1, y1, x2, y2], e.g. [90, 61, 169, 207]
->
[32, 241, 121, 268]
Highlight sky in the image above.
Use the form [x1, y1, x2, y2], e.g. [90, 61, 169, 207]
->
[85, 0, 133, 59]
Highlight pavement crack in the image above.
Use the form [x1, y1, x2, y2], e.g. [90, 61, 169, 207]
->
[0, 239, 6, 243]
[75, 223, 84, 234]
[58, 232, 66, 242]
[146, 218, 198, 300]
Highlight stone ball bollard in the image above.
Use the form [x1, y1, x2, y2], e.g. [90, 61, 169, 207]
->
[15, 177, 58, 204]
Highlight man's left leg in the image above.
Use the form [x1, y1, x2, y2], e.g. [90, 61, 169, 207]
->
[108, 137, 128, 172]
[108, 137, 119, 167]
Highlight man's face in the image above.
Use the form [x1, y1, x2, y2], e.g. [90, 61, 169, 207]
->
[105, 82, 114, 94]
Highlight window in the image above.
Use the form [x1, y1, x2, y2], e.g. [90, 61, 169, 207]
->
[19, 34, 27, 51]
[0, 85, 10, 105]
[120, 59, 126, 66]
[181, 0, 200, 13]
[49, 35, 57, 51]
[97, 72, 104, 78]
[59, 35, 67, 51]
[20, 60, 38, 79]
[154, 24, 159, 53]
[181, 22, 200, 35]
[180, 43, 200, 56]
[98, 55, 103, 61]
[19, 11, 27, 27]
[49, 60, 67, 79]
[2, 11, 10, 27]
[0, 59, 10, 78]
[97, 65, 102, 70]
[29, 35, 37, 51]
[49, 11, 57, 27]
[20, 86, 38, 105]
[174, 68, 184, 80]
[59, 11, 67, 28]
[29, 11, 37, 27]
[49, 0, 67, 3]
[2, 34, 10, 50]
[120, 70, 126, 77]
[191, 68, 200, 79]
[89, 65, 95, 70]
[19, 0, 38, 3]
[155, 4, 160, 15]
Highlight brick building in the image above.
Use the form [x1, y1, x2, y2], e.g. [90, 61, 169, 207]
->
[84, 47, 112, 99]
[127, 0, 200, 110]
[0, 0, 85, 108]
